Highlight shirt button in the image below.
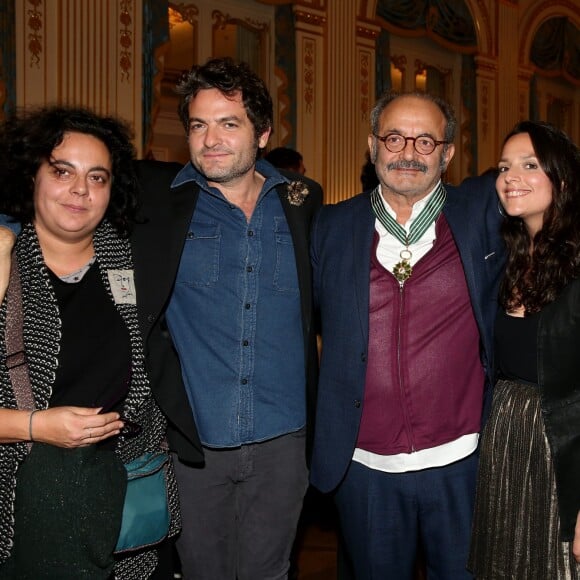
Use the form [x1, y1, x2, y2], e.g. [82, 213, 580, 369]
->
[241, 378, 248, 385]
[246, 266, 253, 272]
[147, 314, 155, 323]
[354, 400, 361, 408]
[187, 231, 194, 239]
[245, 303, 251, 309]
[242, 340, 249, 346]
[248, 230, 254, 237]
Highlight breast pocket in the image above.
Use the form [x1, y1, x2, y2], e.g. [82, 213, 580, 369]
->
[273, 218, 299, 293]
[177, 221, 221, 288]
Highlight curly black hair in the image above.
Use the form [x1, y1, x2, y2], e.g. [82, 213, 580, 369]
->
[176, 57, 273, 141]
[0, 106, 138, 237]
[498, 120, 580, 314]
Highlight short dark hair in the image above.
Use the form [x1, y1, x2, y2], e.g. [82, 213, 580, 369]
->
[264, 147, 303, 172]
[0, 106, 138, 237]
[176, 57, 273, 140]
[370, 90, 457, 145]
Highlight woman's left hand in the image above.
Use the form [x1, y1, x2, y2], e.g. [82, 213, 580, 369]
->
[574, 511, 580, 562]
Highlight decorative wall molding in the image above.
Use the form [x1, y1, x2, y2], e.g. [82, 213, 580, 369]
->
[120, 0, 133, 82]
[356, 24, 379, 40]
[517, 66, 534, 121]
[414, 59, 451, 76]
[359, 50, 371, 121]
[294, 1, 325, 187]
[26, 0, 43, 68]
[169, 2, 199, 27]
[391, 54, 407, 71]
[466, 0, 492, 56]
[212, 9, 269, 32]
[519, 0, 580, 65]
[302, 38, 315, 114]
[15, 1, 144, 154]
[294, 10, 326, 27]
[274, 65, 292, 144]
[480, 81, 489, 140]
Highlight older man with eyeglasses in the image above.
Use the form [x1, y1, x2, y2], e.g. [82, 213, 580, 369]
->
[309, 91, 505, 579]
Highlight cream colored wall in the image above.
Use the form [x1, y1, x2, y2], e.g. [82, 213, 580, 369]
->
[15, 0, 145, 156]
[13, 0, 579, 202]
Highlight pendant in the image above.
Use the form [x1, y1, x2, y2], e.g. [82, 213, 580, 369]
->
[393, 248, 412, 283]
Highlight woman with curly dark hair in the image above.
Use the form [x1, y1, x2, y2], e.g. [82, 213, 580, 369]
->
[0, 107, 180, 579]
[469, 121, 580, 578]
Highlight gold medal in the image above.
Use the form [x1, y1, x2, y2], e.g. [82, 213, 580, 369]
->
[393, 249, 412, 283]
[370, 186, 446, 284]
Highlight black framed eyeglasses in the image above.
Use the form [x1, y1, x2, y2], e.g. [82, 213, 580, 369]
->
[374, 133, 449, 155]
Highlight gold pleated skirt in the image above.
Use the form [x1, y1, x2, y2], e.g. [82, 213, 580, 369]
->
[469, 379, 580, 579]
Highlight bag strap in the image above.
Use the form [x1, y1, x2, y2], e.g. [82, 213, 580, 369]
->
[5, 251, 35, 412]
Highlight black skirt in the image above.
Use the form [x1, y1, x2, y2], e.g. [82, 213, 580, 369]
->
[0, 443, 126, 580]
[469, 379, 580, 579]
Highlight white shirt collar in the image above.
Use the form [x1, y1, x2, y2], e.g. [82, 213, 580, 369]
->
[376, 180, 442, 235]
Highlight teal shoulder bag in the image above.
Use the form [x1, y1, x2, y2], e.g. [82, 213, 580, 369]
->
[115, 450, 171, 553]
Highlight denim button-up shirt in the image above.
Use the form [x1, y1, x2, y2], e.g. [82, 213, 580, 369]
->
[166, 160, 306, 447]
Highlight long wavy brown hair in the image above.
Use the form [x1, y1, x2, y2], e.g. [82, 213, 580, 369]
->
[499, 121, 580, 314]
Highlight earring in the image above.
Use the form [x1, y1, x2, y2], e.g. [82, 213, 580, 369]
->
[497, 201, 507, 217]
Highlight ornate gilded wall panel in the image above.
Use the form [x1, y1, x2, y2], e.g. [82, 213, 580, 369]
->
[293, 4, 325, 188]
[474, 55, 498, 173]
[15, 0, 144, 154]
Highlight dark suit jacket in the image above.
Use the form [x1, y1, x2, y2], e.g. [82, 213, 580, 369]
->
[309, 174, 505, 493]
[132, 160, 322, 464]
[537, 277, 580, 539]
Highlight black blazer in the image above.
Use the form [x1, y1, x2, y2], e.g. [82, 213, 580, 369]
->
[309, 174, 505, 493]
[537, 276, 580, 540]
[132, 160, 322, 464]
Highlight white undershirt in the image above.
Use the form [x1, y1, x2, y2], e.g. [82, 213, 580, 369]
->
[352, 182, 479, 473]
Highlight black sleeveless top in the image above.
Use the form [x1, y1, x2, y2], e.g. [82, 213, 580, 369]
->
[495, 309, 540, 384]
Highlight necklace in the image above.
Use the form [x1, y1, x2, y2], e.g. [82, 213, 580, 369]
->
[370, 184, 446, 283]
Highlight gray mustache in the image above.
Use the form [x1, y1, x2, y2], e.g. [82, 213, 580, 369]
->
[386, 160, 427, 173]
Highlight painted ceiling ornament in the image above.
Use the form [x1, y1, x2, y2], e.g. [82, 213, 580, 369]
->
[286, 181, 310, 206]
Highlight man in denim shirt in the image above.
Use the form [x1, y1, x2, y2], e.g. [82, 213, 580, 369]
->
[0, 58, 322, 578]
[158, 58, 322, 579]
